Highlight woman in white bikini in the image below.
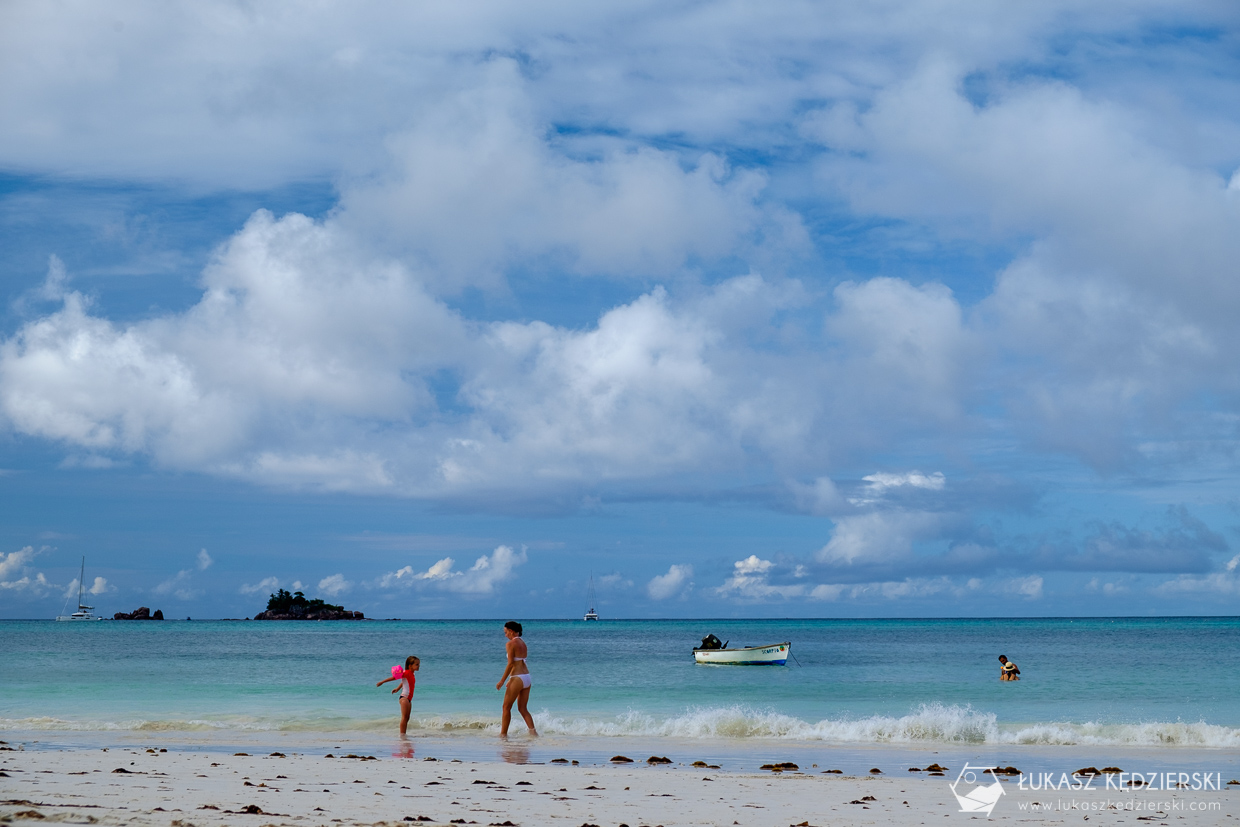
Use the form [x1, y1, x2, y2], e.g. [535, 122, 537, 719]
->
[495, 620, 537, 737]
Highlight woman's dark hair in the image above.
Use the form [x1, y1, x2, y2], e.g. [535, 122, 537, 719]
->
[504, 620, 523, 635]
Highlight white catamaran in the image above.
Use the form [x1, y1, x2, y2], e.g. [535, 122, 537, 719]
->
[583, 575, 599, 621]
[56, 557, 104, 621]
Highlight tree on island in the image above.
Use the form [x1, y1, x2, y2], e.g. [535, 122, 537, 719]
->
[266, 589, 343, 615]
[254, 589, 363, 620]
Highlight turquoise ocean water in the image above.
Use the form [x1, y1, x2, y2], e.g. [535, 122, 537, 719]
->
[3, 618, 1239, 764]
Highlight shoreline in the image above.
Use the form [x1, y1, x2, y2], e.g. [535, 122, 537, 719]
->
[3, 743, 1236, 827]
[7, 729, 1239, 777]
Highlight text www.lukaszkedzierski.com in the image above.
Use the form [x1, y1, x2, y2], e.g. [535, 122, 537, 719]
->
[1017, 799, 1221, 813]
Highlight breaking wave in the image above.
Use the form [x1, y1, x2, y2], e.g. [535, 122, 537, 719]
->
[537, 704, 1240, 747]
[5, 704, 1240, 748]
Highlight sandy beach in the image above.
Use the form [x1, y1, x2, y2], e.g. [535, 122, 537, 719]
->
[4, 743, 1236, 827]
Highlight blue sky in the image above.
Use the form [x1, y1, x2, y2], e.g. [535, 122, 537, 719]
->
[2, 0, 1240, 618]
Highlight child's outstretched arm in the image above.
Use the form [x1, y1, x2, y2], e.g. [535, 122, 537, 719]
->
[376, 676, 397, 687]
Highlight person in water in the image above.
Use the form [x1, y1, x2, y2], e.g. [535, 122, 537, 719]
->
[998, 654, 1020, 681]
[376, 655, 420, 734]
[495, 621, 537, 737]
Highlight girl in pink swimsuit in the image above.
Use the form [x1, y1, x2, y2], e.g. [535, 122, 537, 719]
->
[376, 655, 419, 735]
[495, 621, 537, 738]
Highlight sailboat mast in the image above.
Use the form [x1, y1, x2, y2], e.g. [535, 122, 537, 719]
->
[583, 573, 599, 620]
[78, 557, 85, 607]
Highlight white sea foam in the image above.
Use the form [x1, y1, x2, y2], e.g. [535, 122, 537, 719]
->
[5, 704, 1240, 748]
[393, 704, 1240, 747]
[1004, 719, 1240, 748]
[533, 703, 1000, 742]
[0, 715, 394, 733]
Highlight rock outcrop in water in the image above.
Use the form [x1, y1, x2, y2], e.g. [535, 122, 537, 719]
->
[113, 607, 164, 620]
[252, 589, 364, 620]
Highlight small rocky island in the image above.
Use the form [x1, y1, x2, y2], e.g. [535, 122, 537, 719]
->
[253, 588, 364, 620]
[114, 607, 164, 620]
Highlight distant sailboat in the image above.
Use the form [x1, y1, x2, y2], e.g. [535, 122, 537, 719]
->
[583, 575, 599, 621]
[56, 557, 103, 621]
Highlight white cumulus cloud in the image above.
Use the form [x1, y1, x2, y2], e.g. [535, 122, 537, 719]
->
[716, 555, 805, 600]
[0, 546, 39, 580]
[1003, 575, 1044, 600]
[1154, 554, 1240, 597]
[0, 547, 53, 596]
[318, 574, 351, 597]
[240, 576, 281, 595]
[337, 72, 789, 289]
[378, 545, 527, 595]
[646, 564, 693, 600]
[817, 511, 947, 566]
[377, 566, 415, 588]
[862, 471, 946, 494]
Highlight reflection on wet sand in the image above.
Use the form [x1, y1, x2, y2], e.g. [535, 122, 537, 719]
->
[392, 736, 415, 759]
[499, 741, 530, 764]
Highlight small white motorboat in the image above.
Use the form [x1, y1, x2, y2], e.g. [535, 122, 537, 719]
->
[693, 635, 790, 665]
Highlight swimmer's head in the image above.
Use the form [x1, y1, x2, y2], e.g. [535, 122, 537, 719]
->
[405, 655, 420, 669]
[998, 655, 1008, 663]
[504, 620, 523, 636]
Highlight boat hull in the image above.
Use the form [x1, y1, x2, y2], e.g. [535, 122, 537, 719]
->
[693, 642, 790, 665]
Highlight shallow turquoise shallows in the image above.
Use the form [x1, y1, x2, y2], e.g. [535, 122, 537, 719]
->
[2, 618, 1238, 747]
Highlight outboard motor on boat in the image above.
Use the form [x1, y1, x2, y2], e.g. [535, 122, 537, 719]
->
[698, 633, 725, 650]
